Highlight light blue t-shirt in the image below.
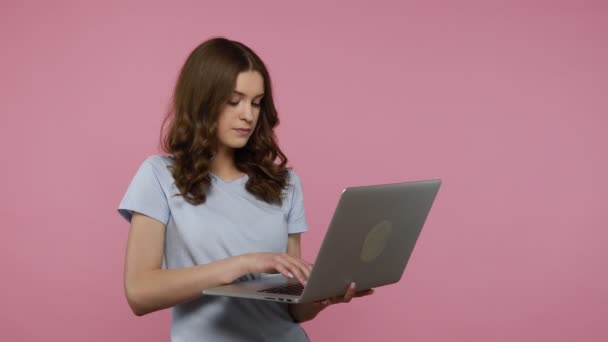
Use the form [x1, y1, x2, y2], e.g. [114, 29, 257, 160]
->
[118, 155, 310, 342]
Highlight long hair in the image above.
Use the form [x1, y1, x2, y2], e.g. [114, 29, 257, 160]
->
[161, 37, 289, 205]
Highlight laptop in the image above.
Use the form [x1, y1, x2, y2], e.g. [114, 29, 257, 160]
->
[202, 179, 442, 304]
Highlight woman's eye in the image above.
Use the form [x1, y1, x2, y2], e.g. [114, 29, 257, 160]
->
[252, 102, 262, 108]
[228, 99, 240, 106]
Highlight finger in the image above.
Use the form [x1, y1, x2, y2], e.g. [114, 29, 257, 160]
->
[313, 299, 332, 310]
[273, 257, 302, 282]
[342, 282, 356, 303]
[281, 255, 312, 284]
[273, 263, 296, 280]
[353, 289, 374, 297]
[293, 256, 313, 277]
[276, 256, 308, 285]
[286, 259, 309, 285]
[328, 297, 342, 305]
[305, 261, 313, 274]
[328, 284, 354, 304]
[285, 255, 313, 279]
[328, 286, 373, 305]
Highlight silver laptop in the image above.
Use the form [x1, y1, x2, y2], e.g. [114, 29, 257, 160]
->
[202, 179, 441, 304]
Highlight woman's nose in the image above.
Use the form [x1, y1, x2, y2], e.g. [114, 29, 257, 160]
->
[240, 105, 254, 121]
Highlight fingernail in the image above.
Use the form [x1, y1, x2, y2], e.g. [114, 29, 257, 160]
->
[287, 272, 294, 278]
[350, 282, 356, 290]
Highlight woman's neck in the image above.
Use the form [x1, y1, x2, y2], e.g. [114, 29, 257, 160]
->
[209, 147, 244, 181]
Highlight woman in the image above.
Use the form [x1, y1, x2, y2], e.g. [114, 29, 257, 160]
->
[118, 37, 373, 341]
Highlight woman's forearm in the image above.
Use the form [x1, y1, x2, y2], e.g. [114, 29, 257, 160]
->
[125, 255, 249, 316]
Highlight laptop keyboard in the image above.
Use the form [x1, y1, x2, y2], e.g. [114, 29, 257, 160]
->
[259, 284, 304, 296]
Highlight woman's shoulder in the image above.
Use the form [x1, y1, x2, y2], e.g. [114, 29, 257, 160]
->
[286, 168, 302, 186]
[137, 154, 175, 181]
[142, 154, 174, 168]
[284, 168, 305, 197]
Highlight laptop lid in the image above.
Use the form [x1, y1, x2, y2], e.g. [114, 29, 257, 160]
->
[298, 179, 441, 303]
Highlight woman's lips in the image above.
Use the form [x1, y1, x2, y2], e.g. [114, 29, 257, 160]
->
[234, 128, 251, 136]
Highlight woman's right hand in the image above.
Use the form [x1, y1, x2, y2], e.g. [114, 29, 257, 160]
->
[243, 253, 312, 285]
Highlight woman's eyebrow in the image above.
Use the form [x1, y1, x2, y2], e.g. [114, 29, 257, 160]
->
[233, 90, 264, 98]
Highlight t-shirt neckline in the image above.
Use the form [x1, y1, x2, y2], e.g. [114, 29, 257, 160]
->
[209, 172, 248, 185]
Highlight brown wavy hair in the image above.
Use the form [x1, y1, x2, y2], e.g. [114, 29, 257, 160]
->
[160, 37, 289, 205]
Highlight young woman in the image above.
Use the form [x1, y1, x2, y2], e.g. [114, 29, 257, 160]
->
[118, 37, 373, 341]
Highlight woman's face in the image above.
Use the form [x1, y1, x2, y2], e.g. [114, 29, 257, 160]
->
[216, 70, 264, 152]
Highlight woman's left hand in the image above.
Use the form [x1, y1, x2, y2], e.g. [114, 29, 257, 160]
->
[314, 282, 374, 309]
[289, 282, 374, 322]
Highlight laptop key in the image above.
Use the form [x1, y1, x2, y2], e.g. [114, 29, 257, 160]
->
[259, 284, 304, 295]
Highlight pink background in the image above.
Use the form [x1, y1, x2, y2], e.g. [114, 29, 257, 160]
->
[2, 1, 607, 341]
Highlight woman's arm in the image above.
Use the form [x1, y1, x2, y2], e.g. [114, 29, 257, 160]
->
[124, 213, 250, 316]
[124, 213, 311, 316]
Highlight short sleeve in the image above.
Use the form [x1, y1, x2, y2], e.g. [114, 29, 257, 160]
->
[117, 157, 170, 225]
[286, 171, 308, 234]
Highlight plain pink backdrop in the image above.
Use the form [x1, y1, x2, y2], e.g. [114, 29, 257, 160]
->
[2, 0, 606, 341]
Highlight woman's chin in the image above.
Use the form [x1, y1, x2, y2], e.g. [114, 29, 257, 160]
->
[227, 141, 249, 149]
